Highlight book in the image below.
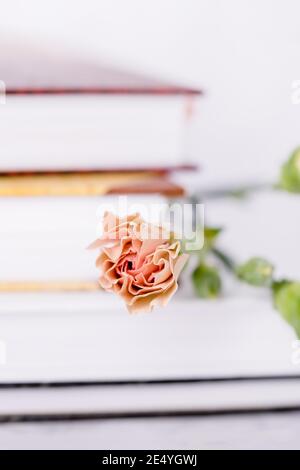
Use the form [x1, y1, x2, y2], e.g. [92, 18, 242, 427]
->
[0, 195, 169, 282]
[0, 40, 202, 171]
[0, 171, 185, 197]
[0, 377, 300, 419]
[1, 39, 200, 95]
[0, 294, 297, 384]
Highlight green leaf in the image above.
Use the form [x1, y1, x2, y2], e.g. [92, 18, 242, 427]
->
[182, 226, 222, 255]
[200, 226, 223, 253]
[204, 226, 223, 243]
[273, 281, 300, 338]
[279, 147, 300, 193]
[272, 279, 291, 295]
[236, 257, 274, 287]
[192, 263, 222, 299]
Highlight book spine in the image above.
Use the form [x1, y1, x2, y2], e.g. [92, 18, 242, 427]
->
[0, 281, 100, 292]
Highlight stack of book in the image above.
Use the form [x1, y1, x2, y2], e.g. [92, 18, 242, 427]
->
[0, 41, 202, 288]
[1, 42, 299, 422]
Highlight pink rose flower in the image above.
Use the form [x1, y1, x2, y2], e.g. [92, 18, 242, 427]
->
[89, 212, 189, 313]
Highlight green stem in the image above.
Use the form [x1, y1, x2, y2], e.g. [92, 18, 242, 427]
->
[194, 182, 273, 202]
[211, 247, 236, 272]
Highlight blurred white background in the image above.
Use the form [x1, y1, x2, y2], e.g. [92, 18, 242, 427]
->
[1, 0, 300, 184]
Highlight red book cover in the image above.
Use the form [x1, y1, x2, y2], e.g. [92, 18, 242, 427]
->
[0, 39, 202, 96]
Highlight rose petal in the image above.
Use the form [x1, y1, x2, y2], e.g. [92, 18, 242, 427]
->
[92, 211, 189, 313]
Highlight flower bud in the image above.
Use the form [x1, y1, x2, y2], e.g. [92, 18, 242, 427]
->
[236, 257, 274, 287]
